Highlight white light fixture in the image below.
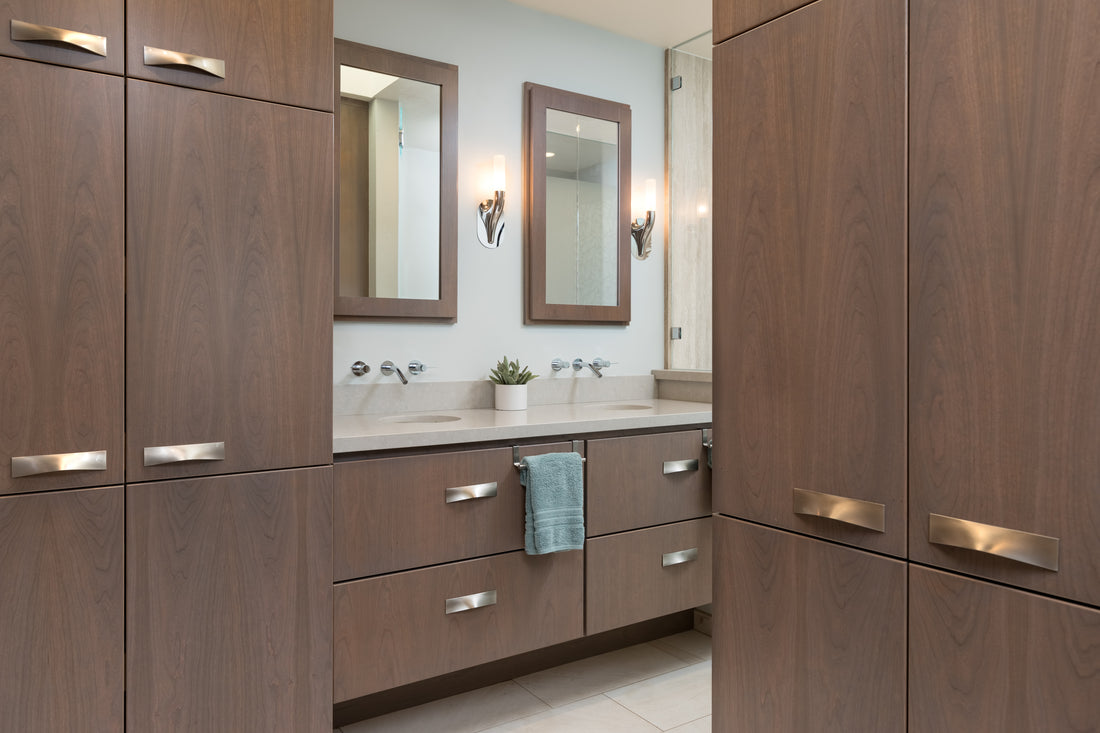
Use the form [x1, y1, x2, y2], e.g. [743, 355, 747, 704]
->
[631, 178, 657, 260]
[477, 154, 506, 248]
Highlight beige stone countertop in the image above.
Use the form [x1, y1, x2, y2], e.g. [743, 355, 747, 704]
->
[333, 398, 712, 454]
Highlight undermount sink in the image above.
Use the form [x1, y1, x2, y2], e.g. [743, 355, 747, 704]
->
[380, 414, 462, 424]
[586, 402, 654, 411]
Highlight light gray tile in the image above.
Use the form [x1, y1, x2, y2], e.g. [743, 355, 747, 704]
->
[340, 681, 549, 733]
[606, 661, 711, 731]
[514, 643, 688, 708]
[667, 715, 711, 733]
[648, 630, 712, 664]
[480, 695, 661, 733]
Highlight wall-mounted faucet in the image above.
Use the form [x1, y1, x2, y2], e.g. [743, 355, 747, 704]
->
[380, 360, 408, 384]
[573, 357, 610, 378]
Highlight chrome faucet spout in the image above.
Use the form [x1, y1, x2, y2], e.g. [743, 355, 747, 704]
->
[381, 360, 408, 384]
[572, 358, 604, 378]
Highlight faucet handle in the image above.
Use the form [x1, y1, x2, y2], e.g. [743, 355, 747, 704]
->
[591, 357, 611, 369]
[551, 358, 569, 372]
[351, 361, 370, 377]
[408, 360, 430, 375]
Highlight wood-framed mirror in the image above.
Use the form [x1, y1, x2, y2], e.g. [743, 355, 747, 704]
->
[334, 40, 458, 321]
[524, 82, 631, 325]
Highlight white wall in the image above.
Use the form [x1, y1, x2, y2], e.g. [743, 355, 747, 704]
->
[333, 0, 666, 384]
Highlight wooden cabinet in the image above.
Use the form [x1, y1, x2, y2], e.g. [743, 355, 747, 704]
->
[125, 0, 331, 110]
[712, 0, 907, 558]
[334, 549, 583, 701]
[713, 0, 814, 43]
[909, 0, 1100, 608]
[0, 486, 124, 732]
[1, 0, 123, 73]
[910, 566, 1100, 732]
[125, 80, 332, 483]
[127, 467, 332, 733]
[0, 57, 124, 496]
[713, 516, 906, 732]
[586, 518, 711, 635]
[586, 430, 710, 536]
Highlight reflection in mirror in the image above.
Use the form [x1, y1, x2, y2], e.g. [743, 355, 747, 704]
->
[334, 40, 457, 321]
[339, 66, 440, 300]
[525, 83, 631, 325]
[545, 110, 619, 307]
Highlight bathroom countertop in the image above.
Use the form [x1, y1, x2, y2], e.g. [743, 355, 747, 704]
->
[333, 398, 712, 454]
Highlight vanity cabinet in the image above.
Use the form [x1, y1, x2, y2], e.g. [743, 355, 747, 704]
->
[0, 57, 125, 496]
[713, 0, 814, 43]
[1, 0, 123, 73]
[126, 80, 332, 483]
[127, 467, 332, 733]
[0, 486, 124, 732]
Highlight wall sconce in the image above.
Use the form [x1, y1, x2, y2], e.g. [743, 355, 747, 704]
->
[477, 154, 506, 248]
[631, 178, 657, 260]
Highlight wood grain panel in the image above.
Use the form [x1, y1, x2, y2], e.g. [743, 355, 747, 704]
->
[586, 518, 712, 635]
[713, 517, 906, 732]
[909, 0, 1100, 606]
[714, 0, 816, 43]
[712, 0, 907, 557]
[127, 467, 332, 733]
[0, 0, 123, 73]
[334, 442, 574, 580]
[0, 58, 124, 495]
[126, 81, 332, 482]
[334, 549, 584, 701]
[0, 486, 123, 732]
[910, 565, 1100, 732]
[125, 0, 331, 110]
[586, 430, 710, 537]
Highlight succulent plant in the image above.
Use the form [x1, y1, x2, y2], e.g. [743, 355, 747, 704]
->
[489, 355, 538, 385]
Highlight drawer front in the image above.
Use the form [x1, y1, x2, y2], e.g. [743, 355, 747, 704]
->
[333, 549, 584, 701]
[334, 442, 574, 580]
[586, 518, 712, 635]
[587, 430, 710, 536]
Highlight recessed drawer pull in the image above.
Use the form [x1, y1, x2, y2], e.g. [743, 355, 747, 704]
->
[11, 450, 107, 478]
[663, 458, 699, 475]
[662, 547, 699, 567]
[929, 513, 1060, 572]
[793, 487, 886, 533]
[143, 441, 225, 467]
[10, 19, 107, 57]
[445, 589, 497, 615]
[143, 45, 225, 78]
[444, 481, 498, 504]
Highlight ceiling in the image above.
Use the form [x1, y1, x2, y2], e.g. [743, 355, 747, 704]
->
[504, 0, 712, 56]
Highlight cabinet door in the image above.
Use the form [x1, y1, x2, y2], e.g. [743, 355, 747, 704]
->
[714, 516, 906, 732]
[910, 0, 1100, 606]
[126, 0, 331, 110]
[126, 81, 332, 482]
[712, 0, 907, 556]
[1, 0, 123, 73]
[0, 487, 124, 732]
[127, 467, 332, 733]
[0, 58, 124, 495]
[910, 566, 1100, 732]
[714, 0, 815, 43]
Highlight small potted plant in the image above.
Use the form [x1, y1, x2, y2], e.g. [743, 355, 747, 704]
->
[489, 355, 538, 411]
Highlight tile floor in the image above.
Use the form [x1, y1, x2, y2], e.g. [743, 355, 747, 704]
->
[338, 630, 712, 733]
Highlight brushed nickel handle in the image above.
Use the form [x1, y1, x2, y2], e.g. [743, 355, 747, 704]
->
[11, 20, 107, 57]
[663, 458, 699, 475]
[11, 450, 107, 478]
[793, 487, 886, 533]
[143, 441, 225, 467]
[445, 481, 498, 504]
[662, 547, 699, 567]
[929, 513, 1060, 572]
[143, 45, 225, 78]
[445, 590, 497, 615]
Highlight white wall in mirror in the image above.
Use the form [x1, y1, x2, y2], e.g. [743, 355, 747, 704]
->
[333, 0, 665, 383]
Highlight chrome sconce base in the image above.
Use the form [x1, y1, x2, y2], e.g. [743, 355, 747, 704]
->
[631, 210, 654, 260]
[477, 190, 506, 248]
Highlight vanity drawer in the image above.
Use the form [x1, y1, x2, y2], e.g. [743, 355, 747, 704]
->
[586, 517, 712, 634]
[586, 430, 711, 536]
[333, 548, 584, 701]
[334, 442, 574, 580]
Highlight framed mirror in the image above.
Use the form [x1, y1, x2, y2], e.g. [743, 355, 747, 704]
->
[334, 40, 457, 321]
[524, 83, 631, 324]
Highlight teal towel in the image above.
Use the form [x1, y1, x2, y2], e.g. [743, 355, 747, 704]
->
[519, 452, 585, 554]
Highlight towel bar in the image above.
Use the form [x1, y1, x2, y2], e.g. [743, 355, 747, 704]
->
[513, 442, 586, 469]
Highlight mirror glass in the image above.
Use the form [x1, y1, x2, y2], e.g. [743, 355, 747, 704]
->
[339, 66, 440, 300]
[544, 110, 620, 307]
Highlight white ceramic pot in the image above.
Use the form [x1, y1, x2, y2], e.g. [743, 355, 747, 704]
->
[494, 383, 528, 411]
